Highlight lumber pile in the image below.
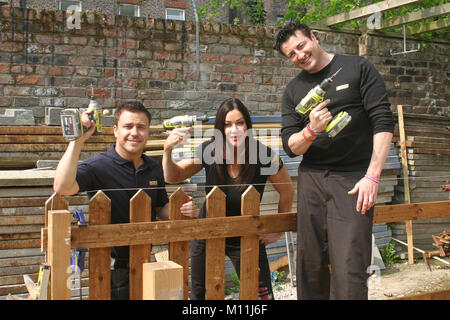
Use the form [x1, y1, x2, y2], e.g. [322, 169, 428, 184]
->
[391, 112, 450, 252]
[0, 125, 168, 169]
[393, 113, 450, 204]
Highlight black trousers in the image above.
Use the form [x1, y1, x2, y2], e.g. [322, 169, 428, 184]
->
[296, 168, 374, 300]
[190, 239, 274, 300]
[110, 268, 129, 300]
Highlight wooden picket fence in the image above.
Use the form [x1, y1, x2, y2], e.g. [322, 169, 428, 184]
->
[41, 186, 450, 300]
[41, 186, 296, 300]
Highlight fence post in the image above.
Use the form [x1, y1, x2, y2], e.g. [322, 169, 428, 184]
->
[129, 189, 152, 300]
[45, 193, 68, 227]
[43, 193, 69, 300]
[397, 105, 415, 264]
[240, 186, 260, 300]
[169, 187, 190, 300]
[88, 191, 111, 300]
[48, 209, 71, 300]
[205, 186, 226, 300]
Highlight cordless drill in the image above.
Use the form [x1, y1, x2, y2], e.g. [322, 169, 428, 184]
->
[163, 115, 210, 130]
[60, 97, 103, 141]
[295, 67, 351, 138]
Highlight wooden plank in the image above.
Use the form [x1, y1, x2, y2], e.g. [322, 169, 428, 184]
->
[48, 209, 71, 300]
[0, 143, 112, 152]
[0, 126, 164, 135]
[63, 212, 297, 249]
[377, 3, 450, 30]
[400, 141, 450, 149]
[373, 201, 450, 224]
[239, 186, 260, 300]
[88, 191, 111, 300]
[397, 105, 414, 265]
[396, 288, 450, 300]
[317, 0, 421, 26]
[0, 170, 55, 187]
[0, 135, 117, 144]
[407, 16, 450, 35]
[0, 215, 44, 226]
[142, 261, 183, 300]
[0, 196, 87, 208]
[168, 188, 190, 300]
[205, 187, 226, 300]
[129, 189, 151, 300]
[0, 239, 41, 250]
[406, 147, 450, 155]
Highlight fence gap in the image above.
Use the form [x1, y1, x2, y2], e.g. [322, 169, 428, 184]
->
[168, 187, 190, 299]
[129, 189, 152, 300]
[88, 191, 111, 300]
[205, 186, 226, 300]
[240, 186, 261, 300]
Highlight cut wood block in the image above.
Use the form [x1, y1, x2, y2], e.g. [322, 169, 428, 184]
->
[142, 261, 183, 300]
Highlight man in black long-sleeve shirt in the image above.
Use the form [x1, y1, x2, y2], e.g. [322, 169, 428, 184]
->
[274, 23, 394, 299]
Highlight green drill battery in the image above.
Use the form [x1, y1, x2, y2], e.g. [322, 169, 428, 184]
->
[325, 111, 352, 138]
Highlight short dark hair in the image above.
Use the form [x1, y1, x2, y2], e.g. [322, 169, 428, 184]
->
[274, 22, 312, 56]
[114, 101, 152, 125]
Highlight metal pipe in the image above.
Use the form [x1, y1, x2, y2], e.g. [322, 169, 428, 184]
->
[191, 0, 201, 80]
[391, 237, 449, 265]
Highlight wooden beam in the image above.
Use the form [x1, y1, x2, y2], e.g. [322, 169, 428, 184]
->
[88, 191, 111, 300]
[239, 186, 260, 300]
[205, 187, 226, 300]
[395, 288, 450, 300]
[129, 189, 152, 300]
[40, 201, 450, 250]
[45, 212, 297, 249]
[373, 200, 450, 224]
[377, 3, 450, 30]
[397, 105, 414, 265]
[407, 16, 450, 34]
[317, 0, 422, 26]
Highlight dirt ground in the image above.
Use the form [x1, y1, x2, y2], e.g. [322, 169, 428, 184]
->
[368, 259, 450, 300]
[273, 258, 450, 300]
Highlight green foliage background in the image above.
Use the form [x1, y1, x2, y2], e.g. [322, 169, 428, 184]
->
[198, 0, 449, 40]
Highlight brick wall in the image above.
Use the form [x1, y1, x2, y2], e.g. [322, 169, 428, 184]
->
[0, 5, 448, 124]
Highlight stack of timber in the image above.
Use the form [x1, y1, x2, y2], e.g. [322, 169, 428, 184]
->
[0, 125, 167, 169]
[392, 112, 450, 252]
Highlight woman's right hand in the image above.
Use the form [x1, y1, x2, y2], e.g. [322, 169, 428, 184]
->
[164, 127, 191, 151]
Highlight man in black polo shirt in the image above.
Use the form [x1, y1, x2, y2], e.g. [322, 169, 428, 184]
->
[54, 101, 199, 299]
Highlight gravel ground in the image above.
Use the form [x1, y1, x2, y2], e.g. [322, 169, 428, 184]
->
[272, 259, 450, 300]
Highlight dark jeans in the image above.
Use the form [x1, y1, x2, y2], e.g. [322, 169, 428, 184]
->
[111, 258, 129, 300]
[296, 168, 374, 300]
[190, 239, 274, 300]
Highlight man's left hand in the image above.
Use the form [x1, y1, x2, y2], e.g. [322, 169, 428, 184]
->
[348, 177, 378, 214]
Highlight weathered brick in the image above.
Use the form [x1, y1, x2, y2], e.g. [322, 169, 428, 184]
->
[17, 75, 44, 85]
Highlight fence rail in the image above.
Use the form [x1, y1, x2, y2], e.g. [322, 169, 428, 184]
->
[41, 187, 450, 300]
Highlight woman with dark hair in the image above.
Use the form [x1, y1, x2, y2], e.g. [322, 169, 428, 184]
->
[163, 98, 294, 300]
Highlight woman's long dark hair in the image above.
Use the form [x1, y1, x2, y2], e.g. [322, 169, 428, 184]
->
[207, 98, 256, 192]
